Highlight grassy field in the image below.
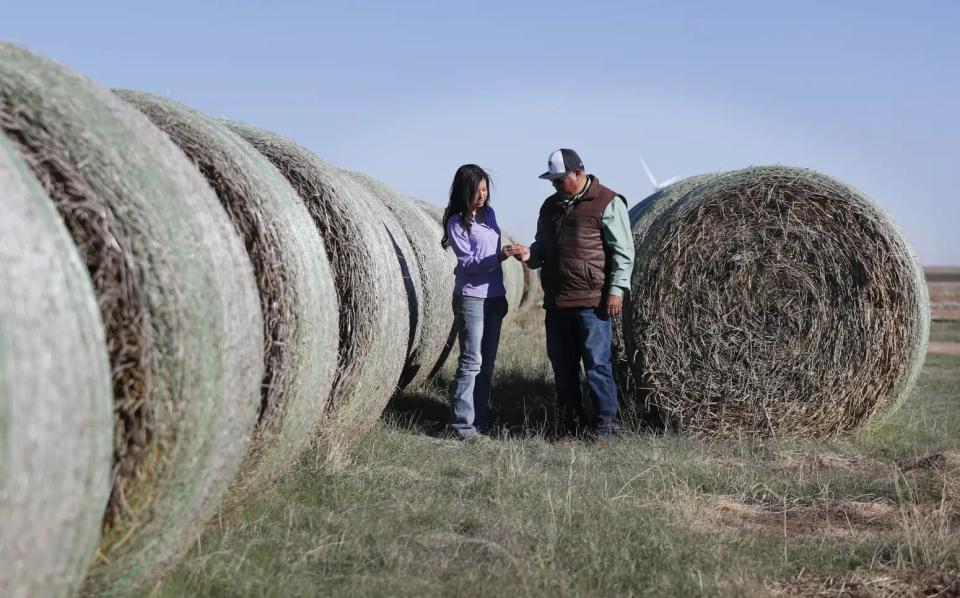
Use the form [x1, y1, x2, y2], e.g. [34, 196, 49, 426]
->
[150, 297, 959, 597]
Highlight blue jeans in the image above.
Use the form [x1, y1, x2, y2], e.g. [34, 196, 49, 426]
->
[450, 295, 508, 439]
[545, 307, 619, 435]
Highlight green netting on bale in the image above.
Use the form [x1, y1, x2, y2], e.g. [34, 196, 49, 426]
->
[616, 166, 929, 436]
[226, 122, 408, 459]
[0, 132, 112, 598]
[0, 43, 264, 595]
[341, 171, 456, 390]
[412, 200, 460, 381]
[117, 91, 338, 492]
[340, 170, 423, 390]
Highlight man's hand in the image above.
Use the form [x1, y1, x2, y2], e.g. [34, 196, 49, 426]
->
[499, 245, 515, 262]
[604, 294, 623, 318]
[512, 244, 531, 262]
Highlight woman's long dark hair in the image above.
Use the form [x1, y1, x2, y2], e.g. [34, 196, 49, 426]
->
[441, 164, 491, 249]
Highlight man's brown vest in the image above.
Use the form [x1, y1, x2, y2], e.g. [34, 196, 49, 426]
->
[538, 176, 623, 309]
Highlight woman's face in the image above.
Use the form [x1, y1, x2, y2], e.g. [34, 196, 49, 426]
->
[468, 178, 488, 212]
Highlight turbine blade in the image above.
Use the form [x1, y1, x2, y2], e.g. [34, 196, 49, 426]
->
[640, 157, 659, 189]
[660, 176, 680, 187]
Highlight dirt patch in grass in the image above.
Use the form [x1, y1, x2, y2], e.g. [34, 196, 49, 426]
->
[710, 497, 900, 538]
[898, 451, 960, 473]
[770, 451, 888, 477]
[770, 568, 960, 597]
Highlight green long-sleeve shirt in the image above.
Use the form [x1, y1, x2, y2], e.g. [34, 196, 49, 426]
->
[525, 179, 635, 297]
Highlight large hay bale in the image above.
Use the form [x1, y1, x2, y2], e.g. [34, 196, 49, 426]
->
[226, 122, 408, 453]
[0, 133, 112, 598]
[117, 91, 338, 488]
[617, 166, 929, 435]
[341, 171, 456, 390]
[339, 170, 423, 390]
[0, 43, 263, 594]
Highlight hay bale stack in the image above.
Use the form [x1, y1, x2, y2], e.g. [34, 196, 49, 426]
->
[226, 122, 408, 452]
[0, 133, 112, 598]
[618, 166, 929, 435]
[117, 91, 338, 488]
[0, 43, 263, 594]
[341, 171, 455, 390]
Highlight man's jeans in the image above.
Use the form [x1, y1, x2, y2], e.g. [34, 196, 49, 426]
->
[450, 295, 507, 439]
[545, 306, 620, 435]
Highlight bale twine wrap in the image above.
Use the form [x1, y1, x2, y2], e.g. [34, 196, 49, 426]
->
[117, 91, 338, 487]
[0, 133, 112, 598]
[0, 43, 263, 593]
[226, 122, 409, 450]
[341, 171, 455, 390]
[617, 165, 929, 435]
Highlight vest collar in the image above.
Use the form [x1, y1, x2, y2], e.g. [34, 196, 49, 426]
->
[554, 175, 601, 205]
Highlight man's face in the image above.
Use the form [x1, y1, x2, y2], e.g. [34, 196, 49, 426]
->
[551, 169, 584, 196]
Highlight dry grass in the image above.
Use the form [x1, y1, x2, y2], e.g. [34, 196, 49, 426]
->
[149, 299, 959, 597]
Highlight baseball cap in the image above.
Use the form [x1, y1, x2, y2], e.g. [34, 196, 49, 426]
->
[539, 148, 584, 180]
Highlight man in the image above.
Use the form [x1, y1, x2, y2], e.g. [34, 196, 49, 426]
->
[516, 148, 634, 440]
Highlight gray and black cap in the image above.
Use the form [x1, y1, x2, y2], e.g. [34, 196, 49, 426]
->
[539, 148, 584, 180]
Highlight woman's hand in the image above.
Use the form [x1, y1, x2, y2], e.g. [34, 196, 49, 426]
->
[512, 244, 531, 262]
[499, 245, 516, 262]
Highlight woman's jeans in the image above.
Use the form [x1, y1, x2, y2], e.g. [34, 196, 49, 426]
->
[450, 295, 507, 439]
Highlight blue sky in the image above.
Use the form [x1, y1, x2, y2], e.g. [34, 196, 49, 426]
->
[3, 1, 958, 264]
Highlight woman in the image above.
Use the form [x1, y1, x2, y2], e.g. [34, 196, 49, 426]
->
[442, 164, 514, 440]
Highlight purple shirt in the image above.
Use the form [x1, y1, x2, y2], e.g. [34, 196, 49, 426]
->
[447, 207, 506, 298]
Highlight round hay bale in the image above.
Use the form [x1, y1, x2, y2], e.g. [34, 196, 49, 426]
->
[340, 171, 456, 390]
[116, 90, 338, 488]
[411, 199, 460, 381]
[618, 165, 929, 435]
[0, 133, 112, 598]
[500, 231, 527, 312]
[0, 43, 263, 593]
[225, 122, 408, 453]
[338, 170, 422, 390]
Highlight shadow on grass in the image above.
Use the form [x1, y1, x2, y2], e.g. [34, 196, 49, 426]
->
[383, 366, 558, 439]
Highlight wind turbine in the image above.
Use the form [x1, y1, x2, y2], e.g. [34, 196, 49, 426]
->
[641, 157, 679, 190]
